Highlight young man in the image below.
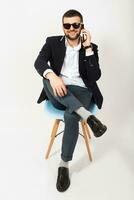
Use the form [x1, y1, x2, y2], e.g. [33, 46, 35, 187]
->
[34, 9, 107, 192]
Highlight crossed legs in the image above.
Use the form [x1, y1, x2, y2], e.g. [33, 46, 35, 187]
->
[43, 79, 92, 161]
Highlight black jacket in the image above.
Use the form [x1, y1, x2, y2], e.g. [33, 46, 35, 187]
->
[34, 35, 103, 109]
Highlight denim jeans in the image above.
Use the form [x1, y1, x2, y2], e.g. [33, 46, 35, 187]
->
[43, 79, 92, 161]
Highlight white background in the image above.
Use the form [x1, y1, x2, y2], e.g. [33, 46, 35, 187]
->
[0, 0, 134, 199]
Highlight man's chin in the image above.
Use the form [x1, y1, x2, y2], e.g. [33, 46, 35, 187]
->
[66, 35, 80, 40]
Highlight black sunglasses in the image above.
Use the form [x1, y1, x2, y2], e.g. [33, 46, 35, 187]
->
[63, 23, 82, 29]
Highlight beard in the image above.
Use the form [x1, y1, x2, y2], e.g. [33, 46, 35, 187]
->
[65, 31, 81, 41]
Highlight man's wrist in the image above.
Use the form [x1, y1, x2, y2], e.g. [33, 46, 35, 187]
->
[83, 44, 92, 49]
[45, 72, 55, 80]
[43, 69, 54, 78]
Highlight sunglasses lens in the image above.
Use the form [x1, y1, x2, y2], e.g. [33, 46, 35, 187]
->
[63, 23, 71, 29]
[63, 23, 81, 29]
[73, 23, 80, 29]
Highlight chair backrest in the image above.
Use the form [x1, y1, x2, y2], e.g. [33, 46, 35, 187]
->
[44, 100, 98, 120]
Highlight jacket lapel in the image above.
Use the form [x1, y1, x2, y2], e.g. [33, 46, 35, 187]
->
[79, 47, 85, 73]
[57, 36, 66, 74]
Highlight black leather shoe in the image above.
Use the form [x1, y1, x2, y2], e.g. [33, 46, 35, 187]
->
[56, 167, 70, 192]
[87, 115, 107, 137]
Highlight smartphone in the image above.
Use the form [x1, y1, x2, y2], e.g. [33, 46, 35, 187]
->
[81, 24, 86, 43]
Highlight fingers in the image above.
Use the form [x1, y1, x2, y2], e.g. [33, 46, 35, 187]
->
[81, 29, 91, 39]
[53, 88, 57, 97]
[52, 84, 67, 97]
[81, 29, 90, 35]
[61, 85, 67, 96]
[50, 76, 67, 97]
[56, 86, 67, 97]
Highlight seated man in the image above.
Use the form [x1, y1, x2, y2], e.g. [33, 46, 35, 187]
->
[34, 9, 107, 192]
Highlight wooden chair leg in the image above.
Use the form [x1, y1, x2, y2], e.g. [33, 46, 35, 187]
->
[81, 121, 93, 161]
[84, 121, 92, 139]
[45, 119, 60, 159]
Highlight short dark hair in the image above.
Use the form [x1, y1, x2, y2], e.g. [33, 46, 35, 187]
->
[62, 9, 83, 23]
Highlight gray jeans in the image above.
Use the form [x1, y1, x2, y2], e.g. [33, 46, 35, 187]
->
[43, 79, 92, 161]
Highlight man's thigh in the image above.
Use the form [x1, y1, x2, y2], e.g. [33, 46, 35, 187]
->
[67, 85, 92, 109]
[43, 79, 92, 110]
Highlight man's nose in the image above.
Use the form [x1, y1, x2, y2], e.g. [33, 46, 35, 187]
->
[70, 25, 74, 30]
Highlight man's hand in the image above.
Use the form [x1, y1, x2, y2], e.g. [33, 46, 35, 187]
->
[46, 72, 67, 97]
[81, 29, 92, 47]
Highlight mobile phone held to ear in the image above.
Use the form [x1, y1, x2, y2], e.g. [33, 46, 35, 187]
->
[81, 24, 84, 29]
[81, 24, 87, 43]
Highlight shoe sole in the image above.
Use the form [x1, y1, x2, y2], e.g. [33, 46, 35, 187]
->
[94, 125, 107, 137]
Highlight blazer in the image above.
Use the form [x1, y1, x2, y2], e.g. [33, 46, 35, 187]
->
[34, 35, 103, 109]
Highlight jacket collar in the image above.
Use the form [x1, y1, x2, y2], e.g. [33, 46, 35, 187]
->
[59, 35, 84, 50]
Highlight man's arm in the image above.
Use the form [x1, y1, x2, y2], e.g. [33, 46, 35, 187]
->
[35, 37, 67, 97]
[84, 45, 101, 82]
[34, 37, 52, 76]
[81, 29, 101, 82]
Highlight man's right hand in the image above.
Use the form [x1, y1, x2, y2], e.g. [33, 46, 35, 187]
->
[45, 72, 67, 97]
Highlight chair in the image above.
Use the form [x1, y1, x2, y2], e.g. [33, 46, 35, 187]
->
[44, 100, 98, 161]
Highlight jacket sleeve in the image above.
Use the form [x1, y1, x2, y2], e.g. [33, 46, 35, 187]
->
[34, 37, 52, 76]
[84, 44, 101, 82]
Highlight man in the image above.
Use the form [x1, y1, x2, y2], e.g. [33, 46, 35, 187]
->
[34, 9, 107, 192]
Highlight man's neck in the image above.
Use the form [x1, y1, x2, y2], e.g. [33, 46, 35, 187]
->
[67, 37, 80, 47]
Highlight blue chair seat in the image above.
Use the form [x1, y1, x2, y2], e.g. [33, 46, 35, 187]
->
[44, 100, 98, 120]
